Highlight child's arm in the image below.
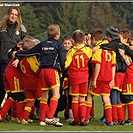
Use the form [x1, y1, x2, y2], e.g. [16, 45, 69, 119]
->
[91, 63, 100, 89]
[109, 65, 116, 89]
[15, 42, 41, 58]
[119, 48, 130, 66]
[12, 59, 20, 68]
[92, 39, 118, 53]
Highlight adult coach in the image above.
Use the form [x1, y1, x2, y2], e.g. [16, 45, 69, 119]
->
[0, 6, 26, 107]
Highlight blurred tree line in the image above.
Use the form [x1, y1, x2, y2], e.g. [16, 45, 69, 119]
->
[0, 2, 133, 41]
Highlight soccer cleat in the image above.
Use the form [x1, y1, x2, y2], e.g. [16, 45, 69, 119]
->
[105, 122, 114, 126]
[80, 120, 88, 126]
[118, 120, 126, 125]
[69, 121, 80, 126]
[125, 119, 133, 125]
[113, 121, 118, 125]
[66, 118, 74, 123]
[17, 118, 29, 124]
[89, 115, 94, 121]
[11, 116, 17, 121]
[53, 117, 60, 122]
[45, 118, 63, 127]
[28, 118, 33, 123]
[40, 121, 46, 126]
[69, 121, 78, 126]
[80, 117, 87, 126]
[86, 120, 89, 125]
[16, 118, 21, 123]
[29, 114, 39, 120]
[98, 116, 106, 122]
[21, 119, 29, 124]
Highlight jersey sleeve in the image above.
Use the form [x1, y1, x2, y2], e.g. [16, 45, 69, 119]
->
[26, 56, 40, 73]
[112, 51, 116, 66]
[92, 49, 102, 64]
[65, 49, 73, 69]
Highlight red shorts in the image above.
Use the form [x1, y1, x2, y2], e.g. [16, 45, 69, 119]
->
[3, 72, 23, 93]
[41, 68, 60, 90]
[25, 89, 42, 100]
[122, 83, 133, 95]
[70, 82, 88, 96]
[114, 72, 125, 91]
[89, 81, 111, 96]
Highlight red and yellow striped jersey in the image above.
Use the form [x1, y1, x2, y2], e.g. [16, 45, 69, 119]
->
[19, 56, 41, 90]
[65, 45, 92, 84]
[92, 48, 116, 81]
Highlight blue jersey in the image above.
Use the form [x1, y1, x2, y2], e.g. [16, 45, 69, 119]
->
[16, 37, 66, 71]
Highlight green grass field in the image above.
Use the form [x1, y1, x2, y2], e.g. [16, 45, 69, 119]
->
[0, 96, 133, 132]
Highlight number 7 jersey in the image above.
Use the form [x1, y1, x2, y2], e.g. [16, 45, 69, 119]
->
[65, 45, 92, 84]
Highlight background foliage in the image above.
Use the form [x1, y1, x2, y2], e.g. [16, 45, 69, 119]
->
[0, 2, 133, 41]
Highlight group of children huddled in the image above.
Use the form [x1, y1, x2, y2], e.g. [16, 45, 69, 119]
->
[0, 23, 133, 127]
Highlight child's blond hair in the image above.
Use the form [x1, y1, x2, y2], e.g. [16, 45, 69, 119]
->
[22, 35, 35, 50]
[47, 24, 60, 38]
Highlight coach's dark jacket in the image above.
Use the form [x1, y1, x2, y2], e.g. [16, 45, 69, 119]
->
[0, 22, 26, 63]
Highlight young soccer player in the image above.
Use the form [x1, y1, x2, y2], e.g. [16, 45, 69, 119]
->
[86, 28, 116, 126]
[15, 24, 66, 127]
[92, 26, 127, 125]
[65, 29, 92, 126]
[86, 29, 108, 123]
[13, 36, 42, 124]
[54, 35, 74, 122]
[29, 38, 41, 121]
[0, 42, 25, 123]
[84, 33, 95, 121]
[118, 29, 133, 125]
[62, 35, 74, 123]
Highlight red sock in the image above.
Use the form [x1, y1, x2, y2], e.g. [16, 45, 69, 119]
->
[122, 103, 126, 120]
[127, 101, 133, 121]
[0, 97, 14, 119]
[47, 97, 58, 118]
[23, 99, 28, 107]
[16, 101, 24, 121]
[112, 104, 118, 122]
[24, 100, 34, 120]
[10, 101, 17, 118]
[90, 100, 94, 116]
[72, 100, 79, 123]
[117, 103, 124, 122]
[86, 101, 92, 121]
[31, 105, 35, 115]
[104, 104, 112, 123]
[79, 101, 86, 120]
[39, 100, 48, 121]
